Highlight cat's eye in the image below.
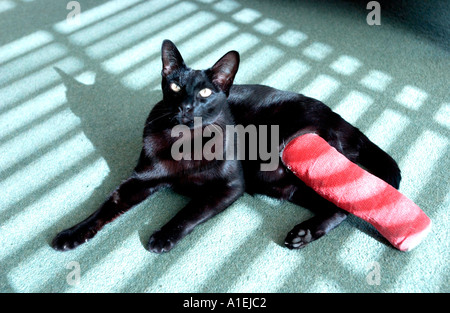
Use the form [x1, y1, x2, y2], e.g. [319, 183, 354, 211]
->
[170, 82, 181, 92]
[199, 88, 212, 98]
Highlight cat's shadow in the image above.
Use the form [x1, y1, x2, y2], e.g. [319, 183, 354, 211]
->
[50, 68, 161, 237]
[54, 67, 159, 169]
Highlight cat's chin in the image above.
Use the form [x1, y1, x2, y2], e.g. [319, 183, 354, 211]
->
[177, 117, 216, 129]
[181, 117, 193, 125]
[179, 120, 195, 128]
[174, 115, 193, 127]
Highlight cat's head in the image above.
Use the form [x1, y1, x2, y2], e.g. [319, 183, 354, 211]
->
[160, 39, 239, 127]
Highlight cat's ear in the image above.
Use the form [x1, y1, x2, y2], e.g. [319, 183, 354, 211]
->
[210, 51, 240, 94]
[161, 39, 185, 77]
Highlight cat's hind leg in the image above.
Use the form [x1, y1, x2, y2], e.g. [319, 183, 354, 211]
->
[284, 209, 348, 249]
[284, 184, 348, 249]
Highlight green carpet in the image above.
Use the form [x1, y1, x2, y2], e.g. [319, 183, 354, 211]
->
[1, 0, 448, 293]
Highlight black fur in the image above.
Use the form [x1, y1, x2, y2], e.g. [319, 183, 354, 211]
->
[52, 40, 401, 253]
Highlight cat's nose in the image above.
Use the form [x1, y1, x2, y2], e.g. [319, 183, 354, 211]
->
[183, 104, 193, 112]
[178, 104, 193, 124]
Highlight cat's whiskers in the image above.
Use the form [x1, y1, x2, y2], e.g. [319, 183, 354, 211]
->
[147, 112, 173, 125]
[208, 122, 223, 137]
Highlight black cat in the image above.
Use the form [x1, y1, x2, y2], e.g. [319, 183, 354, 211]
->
[52, 40, 401, 253]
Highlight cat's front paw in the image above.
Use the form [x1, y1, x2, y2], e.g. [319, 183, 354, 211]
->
[147, 229, 181, 253]
[51, 226, 95, 251]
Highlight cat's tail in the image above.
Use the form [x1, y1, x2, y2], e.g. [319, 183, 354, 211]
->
[357, 135, 401, 189]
